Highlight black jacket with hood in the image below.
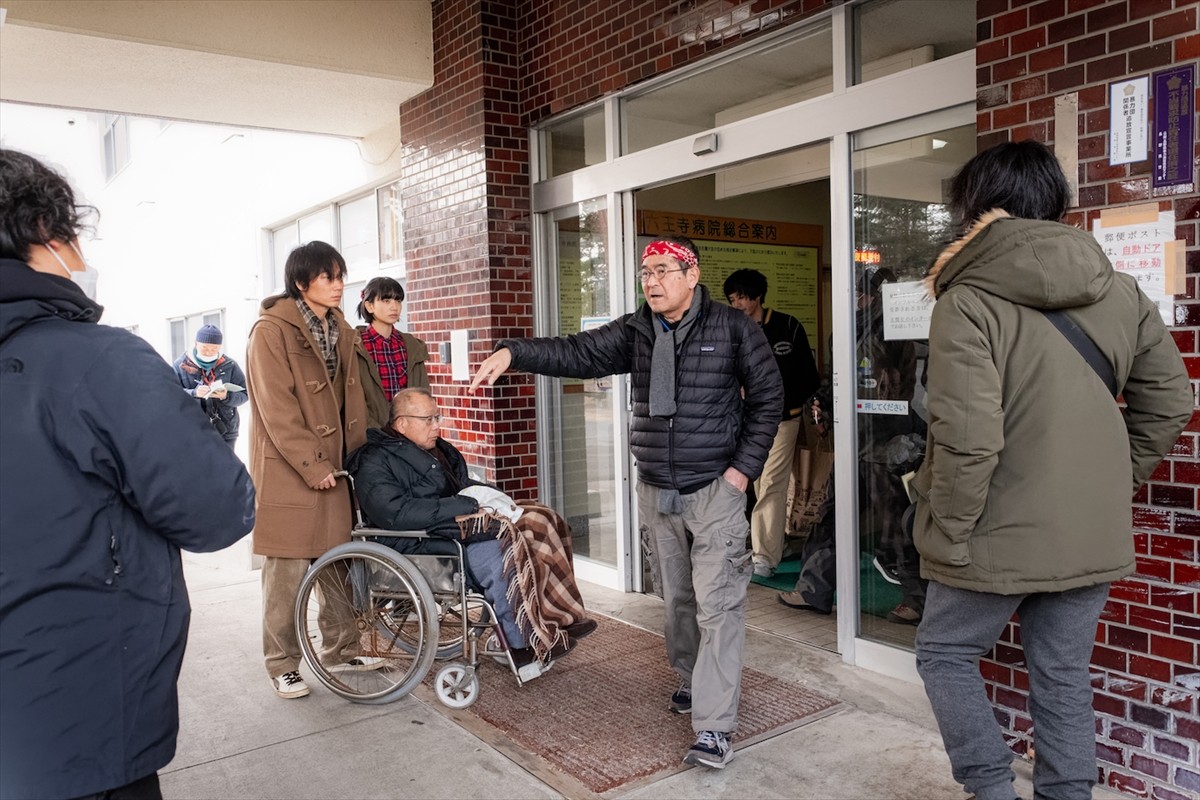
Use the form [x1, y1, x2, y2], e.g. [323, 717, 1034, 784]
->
[0, 259, 255, 800]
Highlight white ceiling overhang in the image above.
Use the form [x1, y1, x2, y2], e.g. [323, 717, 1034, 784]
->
[0, 1, 434, 139]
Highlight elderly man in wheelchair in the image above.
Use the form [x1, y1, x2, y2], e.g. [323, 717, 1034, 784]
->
[293, 387, 596, 706]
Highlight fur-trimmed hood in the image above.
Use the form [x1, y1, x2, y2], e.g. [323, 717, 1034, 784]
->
[924, 208, 1113, 311]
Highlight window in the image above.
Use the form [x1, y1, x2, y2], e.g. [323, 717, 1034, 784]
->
[169, 310, 225, 359]
[298, 208, 334, 247]
[338, 193, 378, 273]
[541, 105, 607, 179]
[102, 114, 131, 181]
[377, 180, 403, 264]
[853, 0, 975, 85]
[623, 22, 833, 156]
[851, 123, 974, 649]
[268, 179, 404, 294]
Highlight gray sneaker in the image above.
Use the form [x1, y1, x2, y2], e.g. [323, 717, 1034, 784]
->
[752, 556, 774, 578]
[683, 730, 733, 769]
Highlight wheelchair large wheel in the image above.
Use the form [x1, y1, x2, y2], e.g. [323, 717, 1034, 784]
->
[295, 543, 438, 704]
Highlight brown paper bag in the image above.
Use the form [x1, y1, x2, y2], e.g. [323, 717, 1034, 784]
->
[786, 415, 834, 538]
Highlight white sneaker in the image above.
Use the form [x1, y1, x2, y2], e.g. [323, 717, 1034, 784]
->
[752, 556, 775, 578]
[329, 656, 388, 673]
[272, 670, 310, 699]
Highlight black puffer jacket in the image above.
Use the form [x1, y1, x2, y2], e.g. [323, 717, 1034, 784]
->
[347, 428, 480, 550]
[502, 285, 783, 491]
[0, 259, 255, 800]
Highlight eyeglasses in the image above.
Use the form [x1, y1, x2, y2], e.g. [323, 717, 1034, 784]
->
[395, 413, 441, 425]
[638, 266, 688, 283]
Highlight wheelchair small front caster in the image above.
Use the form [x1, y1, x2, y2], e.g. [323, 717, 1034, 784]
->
[434, 663, 479, 709]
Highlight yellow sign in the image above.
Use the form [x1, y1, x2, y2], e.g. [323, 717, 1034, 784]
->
[639, 210, 822, 248]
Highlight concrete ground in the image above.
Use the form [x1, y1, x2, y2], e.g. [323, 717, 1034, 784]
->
[164, 555, 1122, 800]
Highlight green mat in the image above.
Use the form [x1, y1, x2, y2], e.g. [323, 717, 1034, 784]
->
[751, 551, 903, 617]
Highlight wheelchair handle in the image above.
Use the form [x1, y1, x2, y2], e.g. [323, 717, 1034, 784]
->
[332, 470, 364, 528]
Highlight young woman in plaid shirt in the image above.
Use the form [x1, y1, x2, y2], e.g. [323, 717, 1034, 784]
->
[355, 277, 429, 428]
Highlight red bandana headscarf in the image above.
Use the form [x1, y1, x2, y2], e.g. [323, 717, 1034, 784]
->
[641, 240, 698, 270]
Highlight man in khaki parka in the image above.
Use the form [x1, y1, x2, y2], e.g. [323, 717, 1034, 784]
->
[912, 141, 1192, 800]
[246, 240, 378, 699]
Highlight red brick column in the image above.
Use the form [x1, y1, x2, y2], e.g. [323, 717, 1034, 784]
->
[398, 0, 536, 493]
[977, 1, 1199, 796]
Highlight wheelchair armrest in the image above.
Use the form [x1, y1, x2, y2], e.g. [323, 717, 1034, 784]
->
[352, 526, 431, 540]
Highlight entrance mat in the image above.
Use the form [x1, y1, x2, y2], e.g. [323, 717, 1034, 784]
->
[420, 613, 842, 797]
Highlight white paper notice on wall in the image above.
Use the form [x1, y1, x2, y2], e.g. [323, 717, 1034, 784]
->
[1109, 77, 1149, 166]
[450, 329, 470, 382]
[882, 280, 933, 340]
[1092, 204, 1176, 326]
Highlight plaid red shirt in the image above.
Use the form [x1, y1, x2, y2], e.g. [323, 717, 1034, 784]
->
[361, 325, 409, 400]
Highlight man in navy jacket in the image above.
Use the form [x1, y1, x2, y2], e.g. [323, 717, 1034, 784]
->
[0, 149, 255, 800]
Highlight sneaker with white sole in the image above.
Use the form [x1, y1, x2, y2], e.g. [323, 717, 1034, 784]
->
[669, 680, 692, 714]
[272, 670, 310, 699]
[872, 555, 902, 585]
[329, 656, 388, 673]
[683, 730, 733, 769]
[751, 556, 775, 578]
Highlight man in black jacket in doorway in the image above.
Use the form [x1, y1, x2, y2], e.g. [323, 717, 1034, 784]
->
[470, 235, 782, 769]
[724, 268, 820, 578]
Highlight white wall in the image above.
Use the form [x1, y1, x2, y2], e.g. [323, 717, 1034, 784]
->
[0, 101, 404, 567]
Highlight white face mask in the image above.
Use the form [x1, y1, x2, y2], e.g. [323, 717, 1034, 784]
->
[47, 241, 100, 301]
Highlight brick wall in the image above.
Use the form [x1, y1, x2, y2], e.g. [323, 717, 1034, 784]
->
[977, 1, 1200, 797]
[398, 0, 538, 491]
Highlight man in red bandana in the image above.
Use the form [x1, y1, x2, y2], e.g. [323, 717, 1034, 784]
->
[470, 235, 782, 770]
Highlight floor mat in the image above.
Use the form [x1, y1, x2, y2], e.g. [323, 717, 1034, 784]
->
[751, 552, 904, 616]
[426, 613, 841, 796]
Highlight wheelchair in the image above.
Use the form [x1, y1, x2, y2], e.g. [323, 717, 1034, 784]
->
[293, 471, 536, 708]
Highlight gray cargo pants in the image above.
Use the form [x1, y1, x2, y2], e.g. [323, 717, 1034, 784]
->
[638, 476, 753, 734]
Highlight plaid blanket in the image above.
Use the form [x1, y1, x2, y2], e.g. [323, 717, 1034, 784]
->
[460, 502, 587, 662]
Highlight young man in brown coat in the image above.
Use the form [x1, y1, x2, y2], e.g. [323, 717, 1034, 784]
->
[245, 240, 378, 699]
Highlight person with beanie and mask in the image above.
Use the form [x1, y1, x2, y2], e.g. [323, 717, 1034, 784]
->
[173, 324, 248, 448]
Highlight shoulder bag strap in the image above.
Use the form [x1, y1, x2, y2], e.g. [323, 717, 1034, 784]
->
[1040, 309, 1118, 398]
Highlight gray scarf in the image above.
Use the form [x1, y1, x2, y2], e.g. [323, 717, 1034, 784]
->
[649, 288, 703, 418]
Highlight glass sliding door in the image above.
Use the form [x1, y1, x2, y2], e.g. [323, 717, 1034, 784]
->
[851, 122, 974, 648]
[540, 198, 621, 569]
